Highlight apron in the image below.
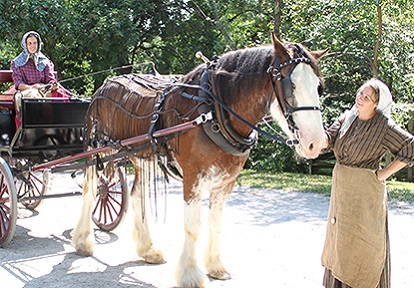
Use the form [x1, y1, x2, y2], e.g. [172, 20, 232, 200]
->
[321, 163, 387, 288]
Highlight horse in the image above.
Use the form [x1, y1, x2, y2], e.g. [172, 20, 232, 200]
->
[72, 33, 327, 287]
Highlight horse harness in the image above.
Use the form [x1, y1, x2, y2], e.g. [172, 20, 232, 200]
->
[149, 46, 322, 156]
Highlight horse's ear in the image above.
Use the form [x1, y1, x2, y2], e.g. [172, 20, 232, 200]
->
[271, 32, 287, 54]
[310, 49, 329, 61]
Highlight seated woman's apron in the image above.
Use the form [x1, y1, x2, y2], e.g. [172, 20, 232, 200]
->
[322, 163, 387, 288]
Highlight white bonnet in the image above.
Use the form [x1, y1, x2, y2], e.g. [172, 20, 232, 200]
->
[339, 78, 394, 138]
[361, 78, 394, 118]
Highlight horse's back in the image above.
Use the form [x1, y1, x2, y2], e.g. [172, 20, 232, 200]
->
[86, 74, 180, 142]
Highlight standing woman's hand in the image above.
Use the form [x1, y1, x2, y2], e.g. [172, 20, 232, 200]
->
[377, 160, 408, 182]
[376, 169, 388, 182]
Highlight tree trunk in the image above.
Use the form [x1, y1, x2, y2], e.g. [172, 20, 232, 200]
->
[273, 0, 282, 39]
[373, 0, 383, 77]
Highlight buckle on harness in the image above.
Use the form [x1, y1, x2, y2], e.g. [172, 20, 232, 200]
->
[195, 111, 213, 125]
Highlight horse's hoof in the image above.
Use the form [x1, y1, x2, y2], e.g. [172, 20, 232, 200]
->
[208, 271, 231, 280]
[72, 234, 94, 257]
[75, 246, 94, 257]
[143, 249, 165, 264]
[176, 266, 208, 288]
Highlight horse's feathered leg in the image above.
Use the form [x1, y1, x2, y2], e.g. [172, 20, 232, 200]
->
[72, 164, 97, 256]
[130, 158, 165, 264]
[205, 183, 233, 280]
[176, 175, 208, 288]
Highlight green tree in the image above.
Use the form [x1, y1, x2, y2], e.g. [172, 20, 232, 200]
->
[0, 0, 412, 173]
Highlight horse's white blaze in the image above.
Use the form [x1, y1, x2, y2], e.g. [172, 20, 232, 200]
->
[271, 63, 325, 159]
[291, 64, 325, 158]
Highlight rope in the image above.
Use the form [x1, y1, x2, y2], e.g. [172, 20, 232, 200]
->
[57, 62, 158, 84]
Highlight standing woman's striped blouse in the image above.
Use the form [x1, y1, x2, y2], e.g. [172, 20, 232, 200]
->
[325, 110, 414, 170]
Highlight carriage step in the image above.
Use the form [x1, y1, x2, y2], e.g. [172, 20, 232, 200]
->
[20, 191, 82, 201]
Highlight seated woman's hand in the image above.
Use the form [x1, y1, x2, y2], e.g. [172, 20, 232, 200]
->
[32, 83, 45, 90]
[51, 81, 59, 91]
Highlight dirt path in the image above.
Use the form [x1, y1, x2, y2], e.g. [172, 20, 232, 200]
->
[1, 172, 413, 287]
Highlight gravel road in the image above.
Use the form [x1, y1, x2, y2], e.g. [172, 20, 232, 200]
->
[1, 172, 413, 287]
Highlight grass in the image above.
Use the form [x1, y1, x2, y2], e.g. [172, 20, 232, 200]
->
[236, 169, 414, 203]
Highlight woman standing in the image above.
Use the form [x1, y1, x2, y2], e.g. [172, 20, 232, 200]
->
[321, 79, 414, 287]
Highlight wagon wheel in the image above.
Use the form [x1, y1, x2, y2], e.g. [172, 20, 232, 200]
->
[92, 165, 129, 231]
[15, 169, 51, 210]
[0, 157, 18, 247]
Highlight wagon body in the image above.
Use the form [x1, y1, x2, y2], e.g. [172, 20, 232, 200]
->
[1, 98, 89, 160]
[0, 70, 91, 166]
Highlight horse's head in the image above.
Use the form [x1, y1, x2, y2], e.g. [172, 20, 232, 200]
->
[269, 33, 327, 159]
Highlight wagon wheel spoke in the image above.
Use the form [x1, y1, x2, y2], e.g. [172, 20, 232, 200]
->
[92, 166, 129, 231]
[94, 184, 120, 225]
[0, 207, 11, 233]
[93, 197, 113, 225]
[15, 169, 50, 210]
[104, 194, 119, 222]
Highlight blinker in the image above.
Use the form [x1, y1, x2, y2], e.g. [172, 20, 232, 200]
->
[281, 75, 293, 99]
[281, 61, 298, 100]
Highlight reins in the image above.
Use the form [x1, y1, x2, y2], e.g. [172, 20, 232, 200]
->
[57, 62, 159, 85]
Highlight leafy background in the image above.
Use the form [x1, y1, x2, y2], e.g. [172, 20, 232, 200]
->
[0, 0, 413, 174]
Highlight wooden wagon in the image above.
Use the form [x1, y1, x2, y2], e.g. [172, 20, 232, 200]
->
[0, 70, 130, 246]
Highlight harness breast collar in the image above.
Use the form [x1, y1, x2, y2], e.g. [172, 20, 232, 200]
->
[195, 70, 258, 156]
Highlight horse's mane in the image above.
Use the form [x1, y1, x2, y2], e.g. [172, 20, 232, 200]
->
[179, 46, 274, 107]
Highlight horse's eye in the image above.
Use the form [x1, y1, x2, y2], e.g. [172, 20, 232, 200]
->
[317, 84, 324, 96]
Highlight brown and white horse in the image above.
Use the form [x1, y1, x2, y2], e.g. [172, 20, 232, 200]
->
[72, 34, 326, 287]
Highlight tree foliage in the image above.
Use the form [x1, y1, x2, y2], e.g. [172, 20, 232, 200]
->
[0, 0, 412, 172]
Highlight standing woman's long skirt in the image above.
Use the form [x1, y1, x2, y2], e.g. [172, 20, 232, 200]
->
[323, 222, 390, 287]
[321, 164, 390, 288]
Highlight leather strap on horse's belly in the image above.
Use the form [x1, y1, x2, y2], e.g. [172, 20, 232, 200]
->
[321, 163, 387, 288]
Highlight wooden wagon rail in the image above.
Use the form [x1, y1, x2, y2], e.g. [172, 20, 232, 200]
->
[32, 111, 212, 172]
[0, 70, 13, 83]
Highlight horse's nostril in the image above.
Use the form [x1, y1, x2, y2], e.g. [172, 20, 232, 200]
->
[309, 142, 314, 151]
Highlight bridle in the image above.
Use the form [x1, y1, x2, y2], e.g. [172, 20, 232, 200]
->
[267, 48, 322, 145]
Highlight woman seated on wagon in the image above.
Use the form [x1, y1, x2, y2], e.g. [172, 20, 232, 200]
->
[11, 31, 67, 122]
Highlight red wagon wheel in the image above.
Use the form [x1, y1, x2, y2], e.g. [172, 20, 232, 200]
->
[15, 169, 50, 210]
[0, 157, 17, 247]
[92, 165, 128, 231]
